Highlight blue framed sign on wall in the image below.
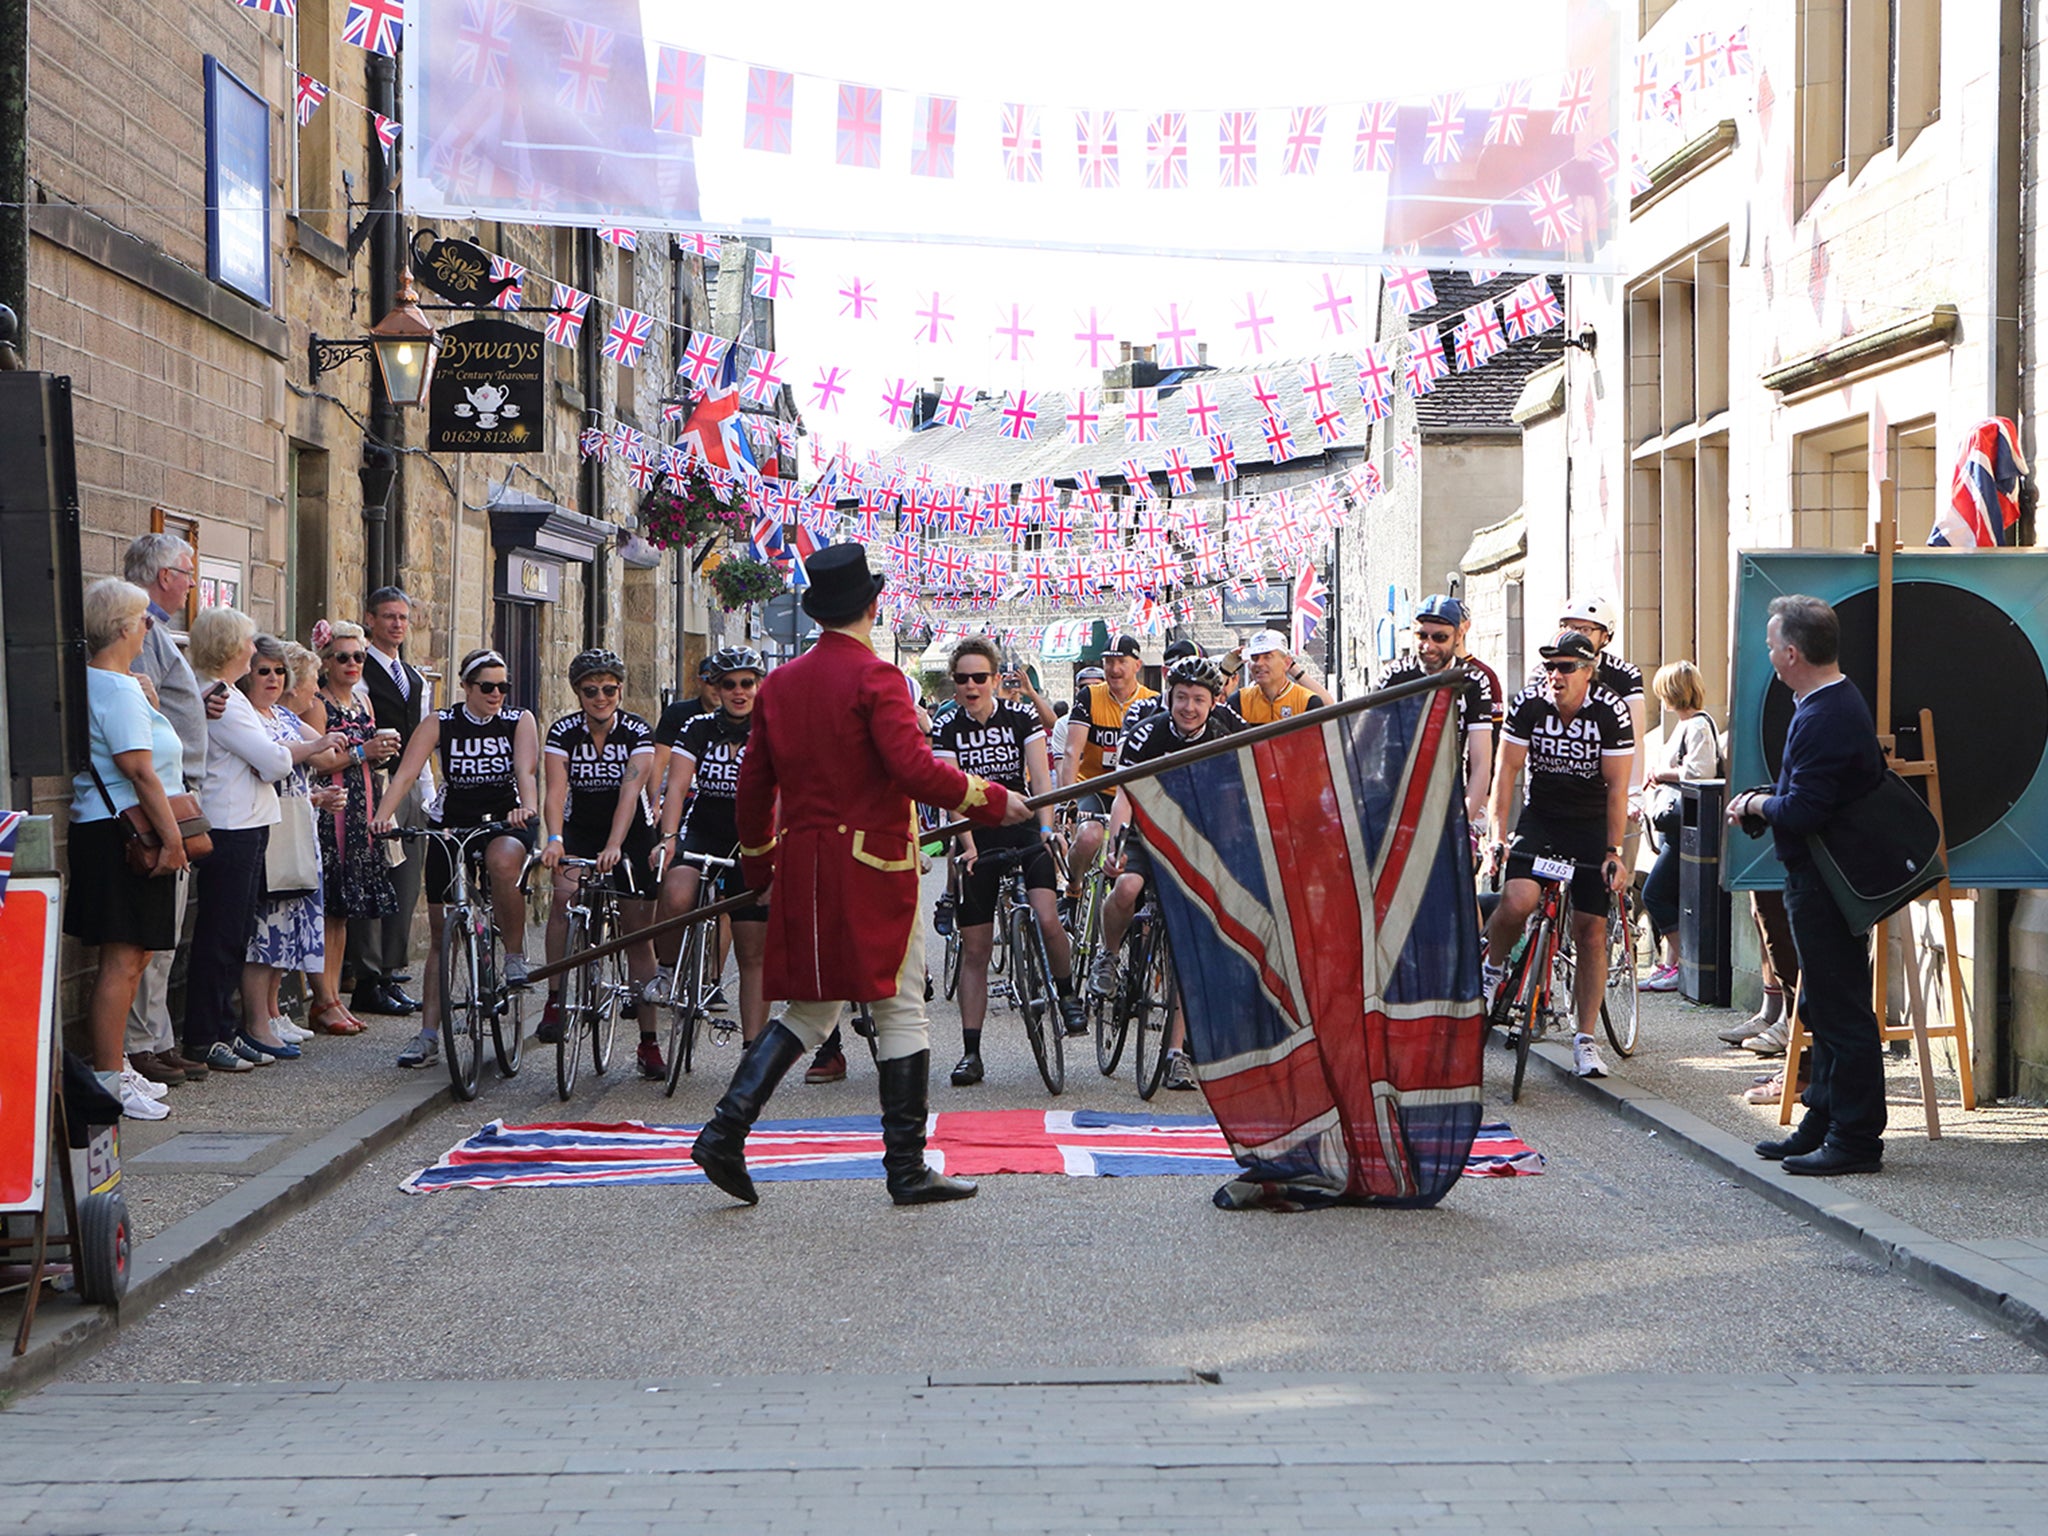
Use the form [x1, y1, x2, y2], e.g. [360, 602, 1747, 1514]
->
[1726, 550, 2048, 891]
[204, 55, 272, 308]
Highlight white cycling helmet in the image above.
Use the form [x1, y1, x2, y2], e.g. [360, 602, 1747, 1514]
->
[1558, 595, 1618, 636]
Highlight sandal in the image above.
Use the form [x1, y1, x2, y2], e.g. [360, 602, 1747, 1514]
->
[312, 1002, 366, 1036]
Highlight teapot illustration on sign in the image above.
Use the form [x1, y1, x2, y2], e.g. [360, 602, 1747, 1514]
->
[454, 383, 520, 430]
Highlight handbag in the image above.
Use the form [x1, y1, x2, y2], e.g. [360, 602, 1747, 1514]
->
[88, 761, 213, 877]
[1805, 770, 1946, 935]
[265, 787, 322, 896]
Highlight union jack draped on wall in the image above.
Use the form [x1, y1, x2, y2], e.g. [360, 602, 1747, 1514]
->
[1123, 682, 1484, 1210]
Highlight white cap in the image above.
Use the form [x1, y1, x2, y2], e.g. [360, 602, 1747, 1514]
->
[1245, 629, 1291, 658]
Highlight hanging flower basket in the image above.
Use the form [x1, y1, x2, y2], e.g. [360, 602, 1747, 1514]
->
[706, 554, 788, 612]
[639, 462, 745, 551]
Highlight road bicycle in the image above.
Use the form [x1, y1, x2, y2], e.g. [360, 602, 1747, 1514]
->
[1056, 810, 1118, 1072]
[655, 848, 741, 1095]
[551, 857, 636, 1101]
[975, 843, 1065, 1095]
[1088, 837, 1180, 1100]
[1487, 852, 1640, 1102]
[383, 823, 531, 1102]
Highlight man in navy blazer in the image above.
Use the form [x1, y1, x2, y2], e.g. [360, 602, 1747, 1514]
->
[1727, 594, 1888, 1176]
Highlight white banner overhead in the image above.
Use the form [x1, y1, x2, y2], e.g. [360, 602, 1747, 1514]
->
[404, 0, 1629, 272]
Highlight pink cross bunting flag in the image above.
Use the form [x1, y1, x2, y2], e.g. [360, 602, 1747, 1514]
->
[1355, 341, 1394, 401]
[745, 66, 794, 153]
[454, 1, 514, 85]
[1453, 208, 1504, 277]
[1076, 110, 1120, 189]
[1484, 80, 1531, 147]
[994, 302, 1035, 362]
[750, 252, 795, 301]
[1354, 101, 1398, 172]
[1312, 272, 1357, 338]
[1002, 104, 1043, 183]
[999, 391, 1039, 441]
[556, 19, 614, 115]
[1384, 266, 1436, 315]
[678, 232, 720, 258]
[294, 74, 327, 127]
[810, 365, 849, 414]
[1207, 432, 1239, 482]
[1522, 171, 1582, 248]
[1234, 292, 1276, 356]
[836, 84, 882, 169]
[1298, 361, 1337, 416]
[1218, 109, 1259, 188]
[578, 426, 607, 461]
[1423, 93, 1466, 165]
[1261, 414, 1298, 462]
[1403, 326, 1447, 396]
[1147, 113, 1188, 191]
[655, 46, 706, 135]
[913, 292, 954, 345]
[912, 95, 958, 178]
[739, 348, 786, 405]
[1120, 458, 1153, 499]
[1125, 388, 1159, 444]
[1502, 276, 1564, 340]
[1067, 390, 1100, 445]
[936, 385, 974, 429]
[598, 226, 637, 250]
[237, 0, 297, 15]
[1554, 67, 1595, 135]
[1284, 106, 1326, 176]
[1155, 303, 1199, 367]
[1183, 383, 1220, 436]
[1312, 402, 1348, 445]
[545, 284, 591, 347]
[678, 331, 728, 388]
[1161, 446, 1196, 496]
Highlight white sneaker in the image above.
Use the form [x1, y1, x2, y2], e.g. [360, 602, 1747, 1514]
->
[120, 1066, 169, 1102]
[1088, 946, 1119, 997]
[119, 1077, 170, 1120]
[644, 969, 674, 1006]
[273, 1016, 313, 1043]
[1572, 1034, 1608, 1079]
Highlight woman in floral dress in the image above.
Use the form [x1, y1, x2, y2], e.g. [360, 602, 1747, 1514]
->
[309, 620, 400, 1034]
[241, 638, 347, 1060]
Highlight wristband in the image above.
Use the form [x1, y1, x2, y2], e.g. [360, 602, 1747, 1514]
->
[547, 833, 562, 844]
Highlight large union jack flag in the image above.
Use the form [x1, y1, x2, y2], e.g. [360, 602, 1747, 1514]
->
[1123, 681, 1484, 1209]
[342, 0, 403, 58]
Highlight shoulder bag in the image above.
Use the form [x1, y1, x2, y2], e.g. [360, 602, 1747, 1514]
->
[1805, 769, 1946, 935]
[88, 761, 213, 878]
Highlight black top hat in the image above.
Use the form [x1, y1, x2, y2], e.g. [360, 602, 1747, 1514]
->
[801, 543, 887, 624]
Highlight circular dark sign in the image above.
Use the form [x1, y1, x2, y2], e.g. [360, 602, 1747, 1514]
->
[1757, 581, 2048, 848]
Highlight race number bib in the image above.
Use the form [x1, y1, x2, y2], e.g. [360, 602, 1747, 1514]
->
[1532, 854, 1575, 883]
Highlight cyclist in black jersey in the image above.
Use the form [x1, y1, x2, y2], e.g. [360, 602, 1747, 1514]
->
[1379, 594, 1495, 832]
[653, 646, 770, 1043]
[373, 648, 541, 1069]
[536, 649, 665, 1075]
[649, 655, 723, 827]
[932, 637, 1079, 1086]
[1095, 656, 1239, 1092]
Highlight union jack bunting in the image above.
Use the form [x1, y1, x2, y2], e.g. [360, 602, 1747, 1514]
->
[677, 231, 721, 257]
[601, 307, 654, 368]
[1246, 373, 1282, 414]
[999, 391, 1039, 441]
[810, 365, 850, 414]
[556, 19, 614, 115]
[544, 284, 591, 347]
[836, 84, 882, 169]
[1218, 110, 1258, 188]
[749, 252, 795, 301]
[0, 809, 24, 909]
[1358, 390, 1394, 423]
[1283, 106, 1325, 176]
[1683, 32, 1717, 93]
[293, 74, 327, 128]
[1067, 390, 1100, 445]
[1207, 432, 1239, 482]
[1123, 681, 1481, 1209]
[745, 67, 795, 154]
[1553, 67, 1595, 134]
[912, 95, 958, 179]
[655, 46, 706, 135]
[373, 114, 401, 159]
[237, 0, 296, 14]
[740, 349, 786, 405]
[1453, 304, 1506, 371]
[1355, 342, 1395, 401]
[1076, 110, 1119, 189]
[342, 0, 403, 58]
[1722, 26, 1752, 76]
[1422, 93, 1466, 165]
[1147, 113, 1188, 191]
[1383, 266, 1435, 314]
[1452, 208, 1503, 276]
[1353, 101, 1398, 172]
[1291, 558, 1328, 652]
[577, 426, 608, 462]
[1484, 80, 1530, 147]
[1403, 326, 1449, 395]
[455, 0, 513, 86]
[1161, 446, 1196, 496]
[1155, 302, 1199, 367]
[1312, 402, 1348, 445]
[1260, 414, 1298, 462]
[1298, 361, 1337, 416]
[677, 331, 729, 388]
[1182, 383, 1220, 437]
[1632, 53, 1661, 123]
[1124, 388, 1159, 444]
[623, 444, 659, 494]
[597, 225, 636, 250]
[488, 255, 524, 310]
[1002, 104, 1043, 182]
[935, 384, 974, 429]
[1023, 477, 1058, 521]
[1522, 170, 1582, 247]
[1120, 457, 1153, 497]
[1501, 276, 1563, 340]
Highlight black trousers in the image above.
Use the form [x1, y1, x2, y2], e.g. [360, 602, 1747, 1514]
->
[1782, 862, 1887, 1157]
[183, 825, 269, 1055]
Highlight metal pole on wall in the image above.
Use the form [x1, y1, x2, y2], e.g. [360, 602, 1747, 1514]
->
[447, 455, 465, 685]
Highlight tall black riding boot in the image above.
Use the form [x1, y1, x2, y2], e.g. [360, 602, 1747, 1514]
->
[877, 1050, 977, 1205]
[690, 1021, 806, 1204]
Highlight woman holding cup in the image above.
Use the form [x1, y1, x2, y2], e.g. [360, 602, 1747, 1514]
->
[308, 620, 401, 1034]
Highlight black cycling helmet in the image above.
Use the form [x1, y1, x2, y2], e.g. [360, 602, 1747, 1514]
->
[568, 648, 627, 688]
[707, 645, 766, 678]
[1162, 637, 1204, 663]
[1165, 656, 1227, 697]
[698, 655, 722, 682]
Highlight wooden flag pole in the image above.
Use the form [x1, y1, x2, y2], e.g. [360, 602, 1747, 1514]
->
[525, 668, 1468, 989]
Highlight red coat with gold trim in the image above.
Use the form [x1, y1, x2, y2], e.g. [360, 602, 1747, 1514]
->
[736, 629, 1011, 1002]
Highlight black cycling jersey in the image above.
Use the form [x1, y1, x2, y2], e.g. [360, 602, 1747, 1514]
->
[545, 709, 655, 833]
[1379, 657, 1494, 753]
[931, 698, 1042, 793]
[432, 704, 525, 827]
[674, 708, 752, 848]
[1124, 694, 1247, 735]
[1501, 683, 1635, 823]
[653, 697, 711, 748]
[1120, 707, 1242, 768]
[1526, 652, 1643, 708]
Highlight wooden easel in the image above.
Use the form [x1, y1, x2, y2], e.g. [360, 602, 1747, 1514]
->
[1777, 479, 1976, 1135]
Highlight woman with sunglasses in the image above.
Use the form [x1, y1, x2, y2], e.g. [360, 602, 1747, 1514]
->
[537, 649, 665, 1076]
[308, 620, 401, 1035]
[373, 649, 542, 1070]
[653, 646, 770, 1044]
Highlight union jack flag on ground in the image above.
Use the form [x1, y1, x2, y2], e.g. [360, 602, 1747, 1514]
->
[544, 284, 590, 347]
[342, 0, 403, 58]
[1122, 678, 1482, 1209]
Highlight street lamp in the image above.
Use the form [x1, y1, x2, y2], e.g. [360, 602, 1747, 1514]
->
[309, 271, 443, 405]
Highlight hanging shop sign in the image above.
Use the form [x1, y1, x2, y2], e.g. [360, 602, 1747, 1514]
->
[428, 318, 545, 454]
[410, 231, 520, 308]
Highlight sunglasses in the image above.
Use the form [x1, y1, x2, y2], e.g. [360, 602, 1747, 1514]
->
[251, 665, 287, 678]
[718, 677, 759, 690]
[329, 651, 366, 665]
[1414, 628, 1456, 645]
[952, 671, 993, 685]
[578, 683, 620, 699]
[471, 679, 511, 695]
[1542, 661, 1584, 675]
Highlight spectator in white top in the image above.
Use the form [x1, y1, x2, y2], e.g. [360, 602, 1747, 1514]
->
[181, 606, 343, 1073]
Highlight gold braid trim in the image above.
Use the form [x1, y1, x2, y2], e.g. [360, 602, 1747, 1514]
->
[954, 774, 993, 815]
[738, 833, 779, 857]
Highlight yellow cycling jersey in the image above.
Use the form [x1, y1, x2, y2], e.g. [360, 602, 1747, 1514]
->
[1230, 682, 1318, 724]
[1070, 683, 1158, 781]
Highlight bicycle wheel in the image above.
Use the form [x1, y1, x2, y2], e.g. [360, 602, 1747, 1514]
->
[1133, 922, 1174, 1101]
[489, 923, 523, 1078]
[441, 912, 483, 1102]
[1509, 914, 1554, 1105]
[1603, 895, 1642, 1057]
[555, 909, 588, 1101]
[1011, 904, 1063, 1095]
[589, 909, 622, 1077]
[664, 918, 705, 1096]
[942, 924, 962, 1001]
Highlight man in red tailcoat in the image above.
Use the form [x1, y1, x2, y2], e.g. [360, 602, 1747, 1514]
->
[691, 543, 1030, 1205]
